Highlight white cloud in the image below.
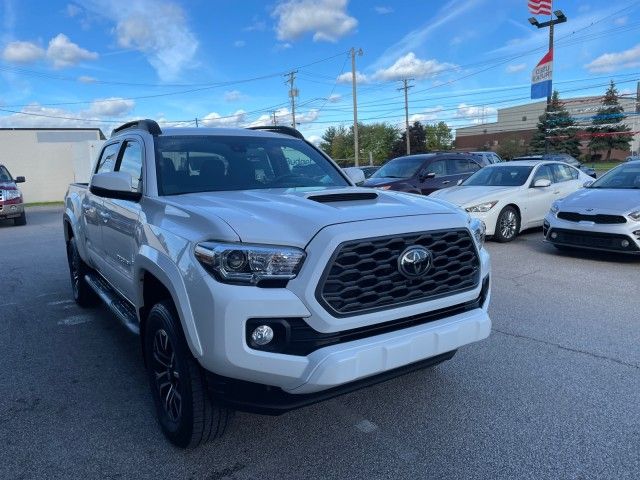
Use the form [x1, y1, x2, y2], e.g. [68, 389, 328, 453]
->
[336, 71, 368, 84]
[46, 34, 98, 68]
[78, 75, 97, 83]
[374, 6, 393, 14]
[243, 17, 266, 32]
[272, 0, 357, 42]
[585, 44, 640, 73]
[506, 63, 526, 73]
[201, 110, 247, 127]
[409, 107, 444, 123]
[233, 40, 246, 48]
[306, 135, 322, 146]
[614, 16, 628, 26]
[87, 97, 135, 117]
[66, 3, 82, 17]
[456, 103, 497, 124]
[274, 42, 292, 51]
[327, 93, 342, 103]
[1, 41, 45, 63]
[373, 52, 455, 81]
[249, 107, 319, 127]
[224, 90, 244, 102]
[85, 0, 198, 82]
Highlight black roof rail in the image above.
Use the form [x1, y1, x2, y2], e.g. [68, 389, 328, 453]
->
[247, 125, 305, 140]
[111, 119, 162, 138]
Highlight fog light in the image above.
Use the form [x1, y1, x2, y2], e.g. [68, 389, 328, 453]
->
[621, 239, 630, 248]
[251, 325, 274, 346]
[550, 232, 558, 239]
[634, 230, 640, 238]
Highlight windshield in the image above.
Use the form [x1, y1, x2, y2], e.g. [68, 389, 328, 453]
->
[462, 165, 533, 186]
[589, 163, 640, 189]
[371, 156, 429, 179]
[0, 166, 12, 183]
[155, 135, 349, 195]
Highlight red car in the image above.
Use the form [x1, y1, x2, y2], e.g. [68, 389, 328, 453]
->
[0, 164, 26, 226]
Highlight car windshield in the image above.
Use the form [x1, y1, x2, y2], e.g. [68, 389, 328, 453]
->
[371, 156, 429, 179]
[589, 164, 640, 189]
[462, 165, 533, 186]
[0, 165, 12, 183]
[155, 135, 349, 195]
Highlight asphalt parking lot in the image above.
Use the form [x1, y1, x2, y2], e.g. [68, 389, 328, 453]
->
[1, 206, 639, 480]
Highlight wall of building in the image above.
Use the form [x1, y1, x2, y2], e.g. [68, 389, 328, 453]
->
[0, 129, 104, 203]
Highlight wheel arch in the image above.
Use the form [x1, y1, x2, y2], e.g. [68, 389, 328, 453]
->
[503, 203, 522, 231]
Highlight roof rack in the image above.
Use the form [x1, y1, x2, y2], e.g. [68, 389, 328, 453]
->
[247, 125, 305, 140]
[111, 119, 162, 138]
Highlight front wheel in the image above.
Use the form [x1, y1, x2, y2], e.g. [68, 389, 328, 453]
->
[144, 301, 231, 448]
[493, 206, 520, 242]
[13, 212, 26, 226]
[66, 237, 99, 307]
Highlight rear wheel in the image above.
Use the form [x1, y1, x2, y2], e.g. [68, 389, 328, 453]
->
[494, 206, 520, 243]
[13, 212, 26, 226]
[66, 237, 99, 307]
[144, 301, 231, 448]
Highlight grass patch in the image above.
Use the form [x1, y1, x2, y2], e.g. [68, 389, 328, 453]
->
[25, 201, 64, 207]
[584, 161, 622, 172]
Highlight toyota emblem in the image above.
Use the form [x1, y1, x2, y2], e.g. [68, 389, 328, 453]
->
[398, 246, 432, 279]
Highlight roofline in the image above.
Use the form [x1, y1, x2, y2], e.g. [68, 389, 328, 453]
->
[0, 127, 106, 139]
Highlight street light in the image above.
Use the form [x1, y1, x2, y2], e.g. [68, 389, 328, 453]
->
[528, 10, 567, 29]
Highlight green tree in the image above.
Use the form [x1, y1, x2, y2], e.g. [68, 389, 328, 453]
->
[357, 122, 399, 163]
[587, 80, 634, 161]
[391, 121, 427, 157]
[319, 126, 338, 155]
[497, 137, 528, 160]
[529, 90, 581, 157]
[425, 121, 453, 150]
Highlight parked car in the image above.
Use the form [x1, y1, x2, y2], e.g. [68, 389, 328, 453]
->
[512, 154, 597, 178]
[362, 153, 483, 195]
[430, 160, 592, 242]
[358, 165, 380, 178]
[625, 155, 640, 162]
[0, 164, 26, 226]
[544, 160, 640, 254]
[63, 120, 491, 448]
[470, 151, 503, 166]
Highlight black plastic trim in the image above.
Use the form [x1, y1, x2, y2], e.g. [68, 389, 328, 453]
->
[308, 192, 378, 203]
[547, 228, 640, 253]
[89, 185, 142, 202]
[111, 119, 161, 138]
[247, 125, 305, 140]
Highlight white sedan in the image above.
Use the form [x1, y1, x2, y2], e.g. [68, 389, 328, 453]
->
[544, 160, 640, 255]
[430, 160, 592, 242]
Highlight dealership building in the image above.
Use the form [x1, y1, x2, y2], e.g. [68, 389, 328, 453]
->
[455, 95, 640, 159]
[0, 128, 105, 203]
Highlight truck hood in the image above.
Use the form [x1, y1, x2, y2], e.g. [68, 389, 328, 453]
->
[559, 188, 640, 213]
[164, 187, 460, 248]
[430, 185, 519, 207]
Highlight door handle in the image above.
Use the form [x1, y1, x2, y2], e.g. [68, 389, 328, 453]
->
[441, 180, 451, 185]
[82, 205, 95, 215]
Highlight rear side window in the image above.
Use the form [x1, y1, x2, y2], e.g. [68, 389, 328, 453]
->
[96, 143, 121, 174]
[448, 158, 479, 174]
[423, 160, 446, 177]
[552, 164, 576, 182]
[117, 141, 143, 192]
[533, 165, 554, 183]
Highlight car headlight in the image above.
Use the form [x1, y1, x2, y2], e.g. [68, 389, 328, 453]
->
[629, 210, 640, 221]
[549, 201, 561, 215]
[469, 218, 486, 249]
[194, 241, 305, 286]
[4, 190, 21, 201]
[465, 201, 497, 213]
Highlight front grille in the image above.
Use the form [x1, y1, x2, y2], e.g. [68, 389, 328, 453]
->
[550, 228, 639, 252]
[317, 229, 480, 316]
[557, 211, 627, 224]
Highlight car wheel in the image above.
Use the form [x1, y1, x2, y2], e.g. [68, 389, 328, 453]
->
[494, 206, 520, 243]
[144, 301, 232, 448]
[66, 237, 99, 307]
[13, 212, 26, 226]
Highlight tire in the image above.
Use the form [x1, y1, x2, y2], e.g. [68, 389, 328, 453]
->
[66, 237, 99, 307]
[494, 206, 520, 243]
[144, 301, 231, 448]
[13, 212, 26, 226]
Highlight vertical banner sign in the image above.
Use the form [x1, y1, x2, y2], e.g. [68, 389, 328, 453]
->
[531, 49, 553, 99]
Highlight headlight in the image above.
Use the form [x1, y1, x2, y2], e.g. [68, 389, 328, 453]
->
[4, 190, 21, 201]
[549, 201, 561, 215]
[465, 201, 497, 213]
[194, 241, 305, 286]
[469, 218, 486, 249]
[629, 210, 640, 221]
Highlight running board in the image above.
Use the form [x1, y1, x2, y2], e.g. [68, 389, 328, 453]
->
[85, 273, 140, 335]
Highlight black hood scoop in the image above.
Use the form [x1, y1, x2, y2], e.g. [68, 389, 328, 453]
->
[307, 192, 378, 203]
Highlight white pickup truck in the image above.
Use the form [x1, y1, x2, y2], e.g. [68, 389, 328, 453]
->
[64, 120, 491, 448]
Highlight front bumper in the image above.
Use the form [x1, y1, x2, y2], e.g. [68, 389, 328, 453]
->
[466, 208, 501, 236]
[0, 202, 24, 219]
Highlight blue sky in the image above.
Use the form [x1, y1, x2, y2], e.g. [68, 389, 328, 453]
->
[1, 0, 639, 141]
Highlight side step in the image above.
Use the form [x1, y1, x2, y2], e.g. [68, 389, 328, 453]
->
[85, 273, 140, 334]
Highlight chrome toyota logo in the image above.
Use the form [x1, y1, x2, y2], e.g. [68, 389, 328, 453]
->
[398, 246, 432, 278]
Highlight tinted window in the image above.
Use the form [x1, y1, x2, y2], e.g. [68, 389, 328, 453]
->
[155, 136, 348, 195]
[423, 159, 446, 177]
[96, 143, 121, 174]
[552, 164, 576, 182]
[118, 141, 143, 192]
[373, 156, 430, 179]
[532, 165, 554, 183]
[463, 166, 533, 186]
[0, 165, 12, 182]
[590, 164, 640, 189]
[449, 158, 479, 174]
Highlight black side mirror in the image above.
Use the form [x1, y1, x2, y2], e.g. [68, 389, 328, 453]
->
[15, 176, 25, 183]
[420, 171, 436, 181]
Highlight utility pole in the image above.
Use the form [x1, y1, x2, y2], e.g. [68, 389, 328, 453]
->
[286, 71, 298, 129]
[350, 47, 363, 166]
[398, 78, 414, 155]
[195, 117, 199, 127]
[272, 111, 278, 126]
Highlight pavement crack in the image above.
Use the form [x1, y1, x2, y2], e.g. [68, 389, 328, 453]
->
[492, 328, 640, 370]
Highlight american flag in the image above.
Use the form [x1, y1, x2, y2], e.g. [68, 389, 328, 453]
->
[528, 0, 552, 15]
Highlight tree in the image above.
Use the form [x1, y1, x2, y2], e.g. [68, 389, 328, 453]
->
[319, 126, 338, 155]
[319, 123, 400, 164]
[529, 90, 581, 157]
[587, 80, 634, 161]
[391, 121, 427, 157]
[497, 137, 528, 160]
[425, 122, 453, 151]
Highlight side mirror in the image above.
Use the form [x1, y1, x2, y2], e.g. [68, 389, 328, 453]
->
[456, 178, 463, 186]
[343, 167, 366, 185]
[583, 180, 593, 188]
[15, 176, 25, 183]
[420, 171, 436, 181]
[533, 178, 552, 188]
[90, 171, 142, 201]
